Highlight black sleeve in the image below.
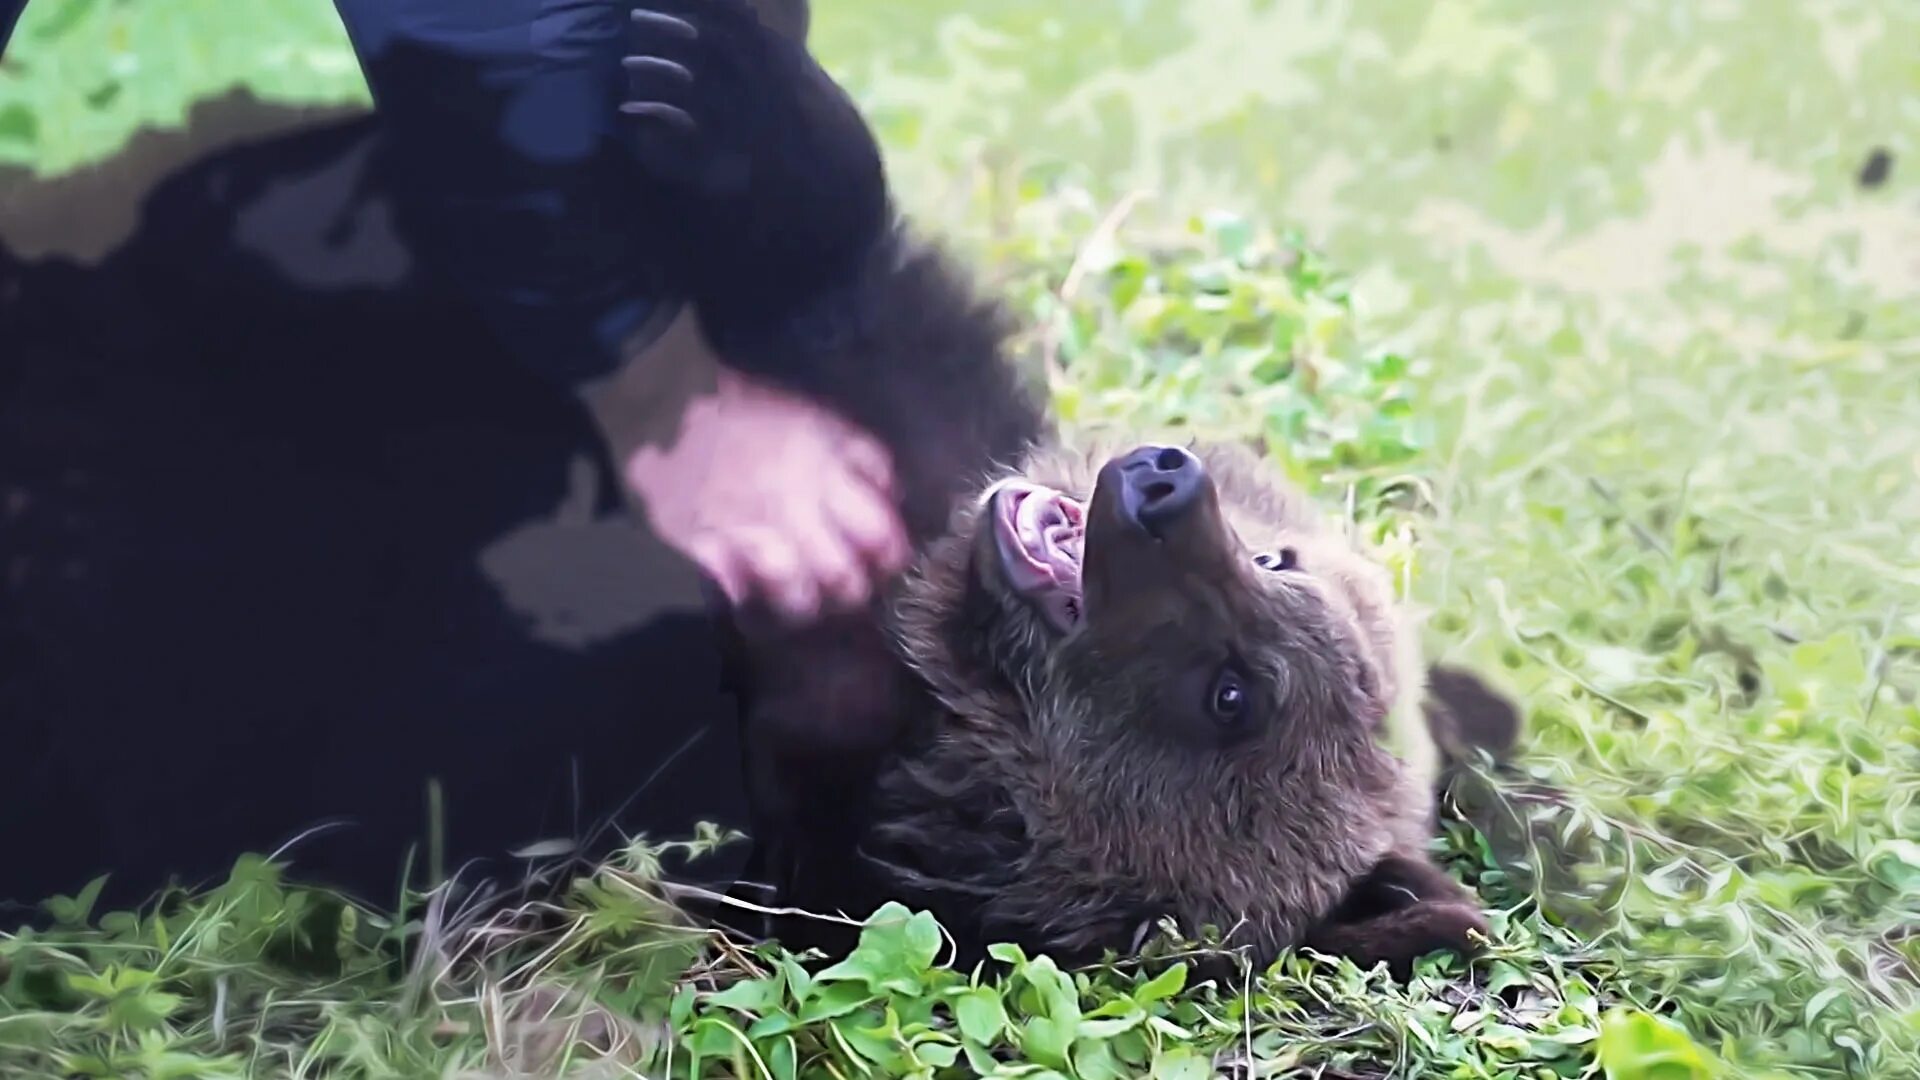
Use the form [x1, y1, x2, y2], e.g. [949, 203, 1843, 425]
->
[330, 0, 678, 387]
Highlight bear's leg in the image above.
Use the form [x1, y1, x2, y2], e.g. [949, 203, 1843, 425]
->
[1300, 852, 1489, 980]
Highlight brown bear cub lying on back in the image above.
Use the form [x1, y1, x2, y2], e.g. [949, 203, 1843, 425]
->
[616, 0, 1517, 980]
[856, 440, 1495, 978]
[717, 431, 1511, 980]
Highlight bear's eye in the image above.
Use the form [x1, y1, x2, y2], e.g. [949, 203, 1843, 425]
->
[1208, 670, 1247, 724]
[1253, 548, 1299, 572]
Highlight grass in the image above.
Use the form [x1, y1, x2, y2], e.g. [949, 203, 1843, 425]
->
[4, 1, 1918, 1077]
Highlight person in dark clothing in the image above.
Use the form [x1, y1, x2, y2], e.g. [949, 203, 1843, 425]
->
[326, 0, 901, 618]
[0, 0, 900, 916]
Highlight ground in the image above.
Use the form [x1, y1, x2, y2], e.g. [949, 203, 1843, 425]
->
[2, 2, 1918, 1077]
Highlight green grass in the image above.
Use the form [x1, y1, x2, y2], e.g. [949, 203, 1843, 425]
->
[4, 0, 1919, 1077]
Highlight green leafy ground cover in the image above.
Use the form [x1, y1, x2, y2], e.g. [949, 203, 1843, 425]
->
[4, 1, 1918, 1077]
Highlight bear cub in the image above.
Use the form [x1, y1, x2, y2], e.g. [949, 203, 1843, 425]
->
[802, 439, 1496, 978]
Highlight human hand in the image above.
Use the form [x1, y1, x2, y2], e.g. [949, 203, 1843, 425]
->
[619, 362, 909, 624]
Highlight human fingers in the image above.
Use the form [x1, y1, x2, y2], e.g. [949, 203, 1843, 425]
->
[821, 466, 910, 580]
[730, 527, 820, 623]
[685, 533, 747, 608]
[786, 502, 872, 613]
[834, 427, 898, 497]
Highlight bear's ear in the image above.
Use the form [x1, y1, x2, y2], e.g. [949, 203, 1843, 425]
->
[1421, 663, 1523, 764]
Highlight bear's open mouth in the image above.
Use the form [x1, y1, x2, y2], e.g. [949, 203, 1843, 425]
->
[986, 480, 1085, 632]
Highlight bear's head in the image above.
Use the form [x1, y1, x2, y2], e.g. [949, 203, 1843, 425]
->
[871, 439, 1436, 967]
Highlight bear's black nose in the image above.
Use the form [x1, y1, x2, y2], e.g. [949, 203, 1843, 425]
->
[1117, 444, 1205, 537]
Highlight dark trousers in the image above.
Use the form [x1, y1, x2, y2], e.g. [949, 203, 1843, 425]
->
[0, 94, 750, 919]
